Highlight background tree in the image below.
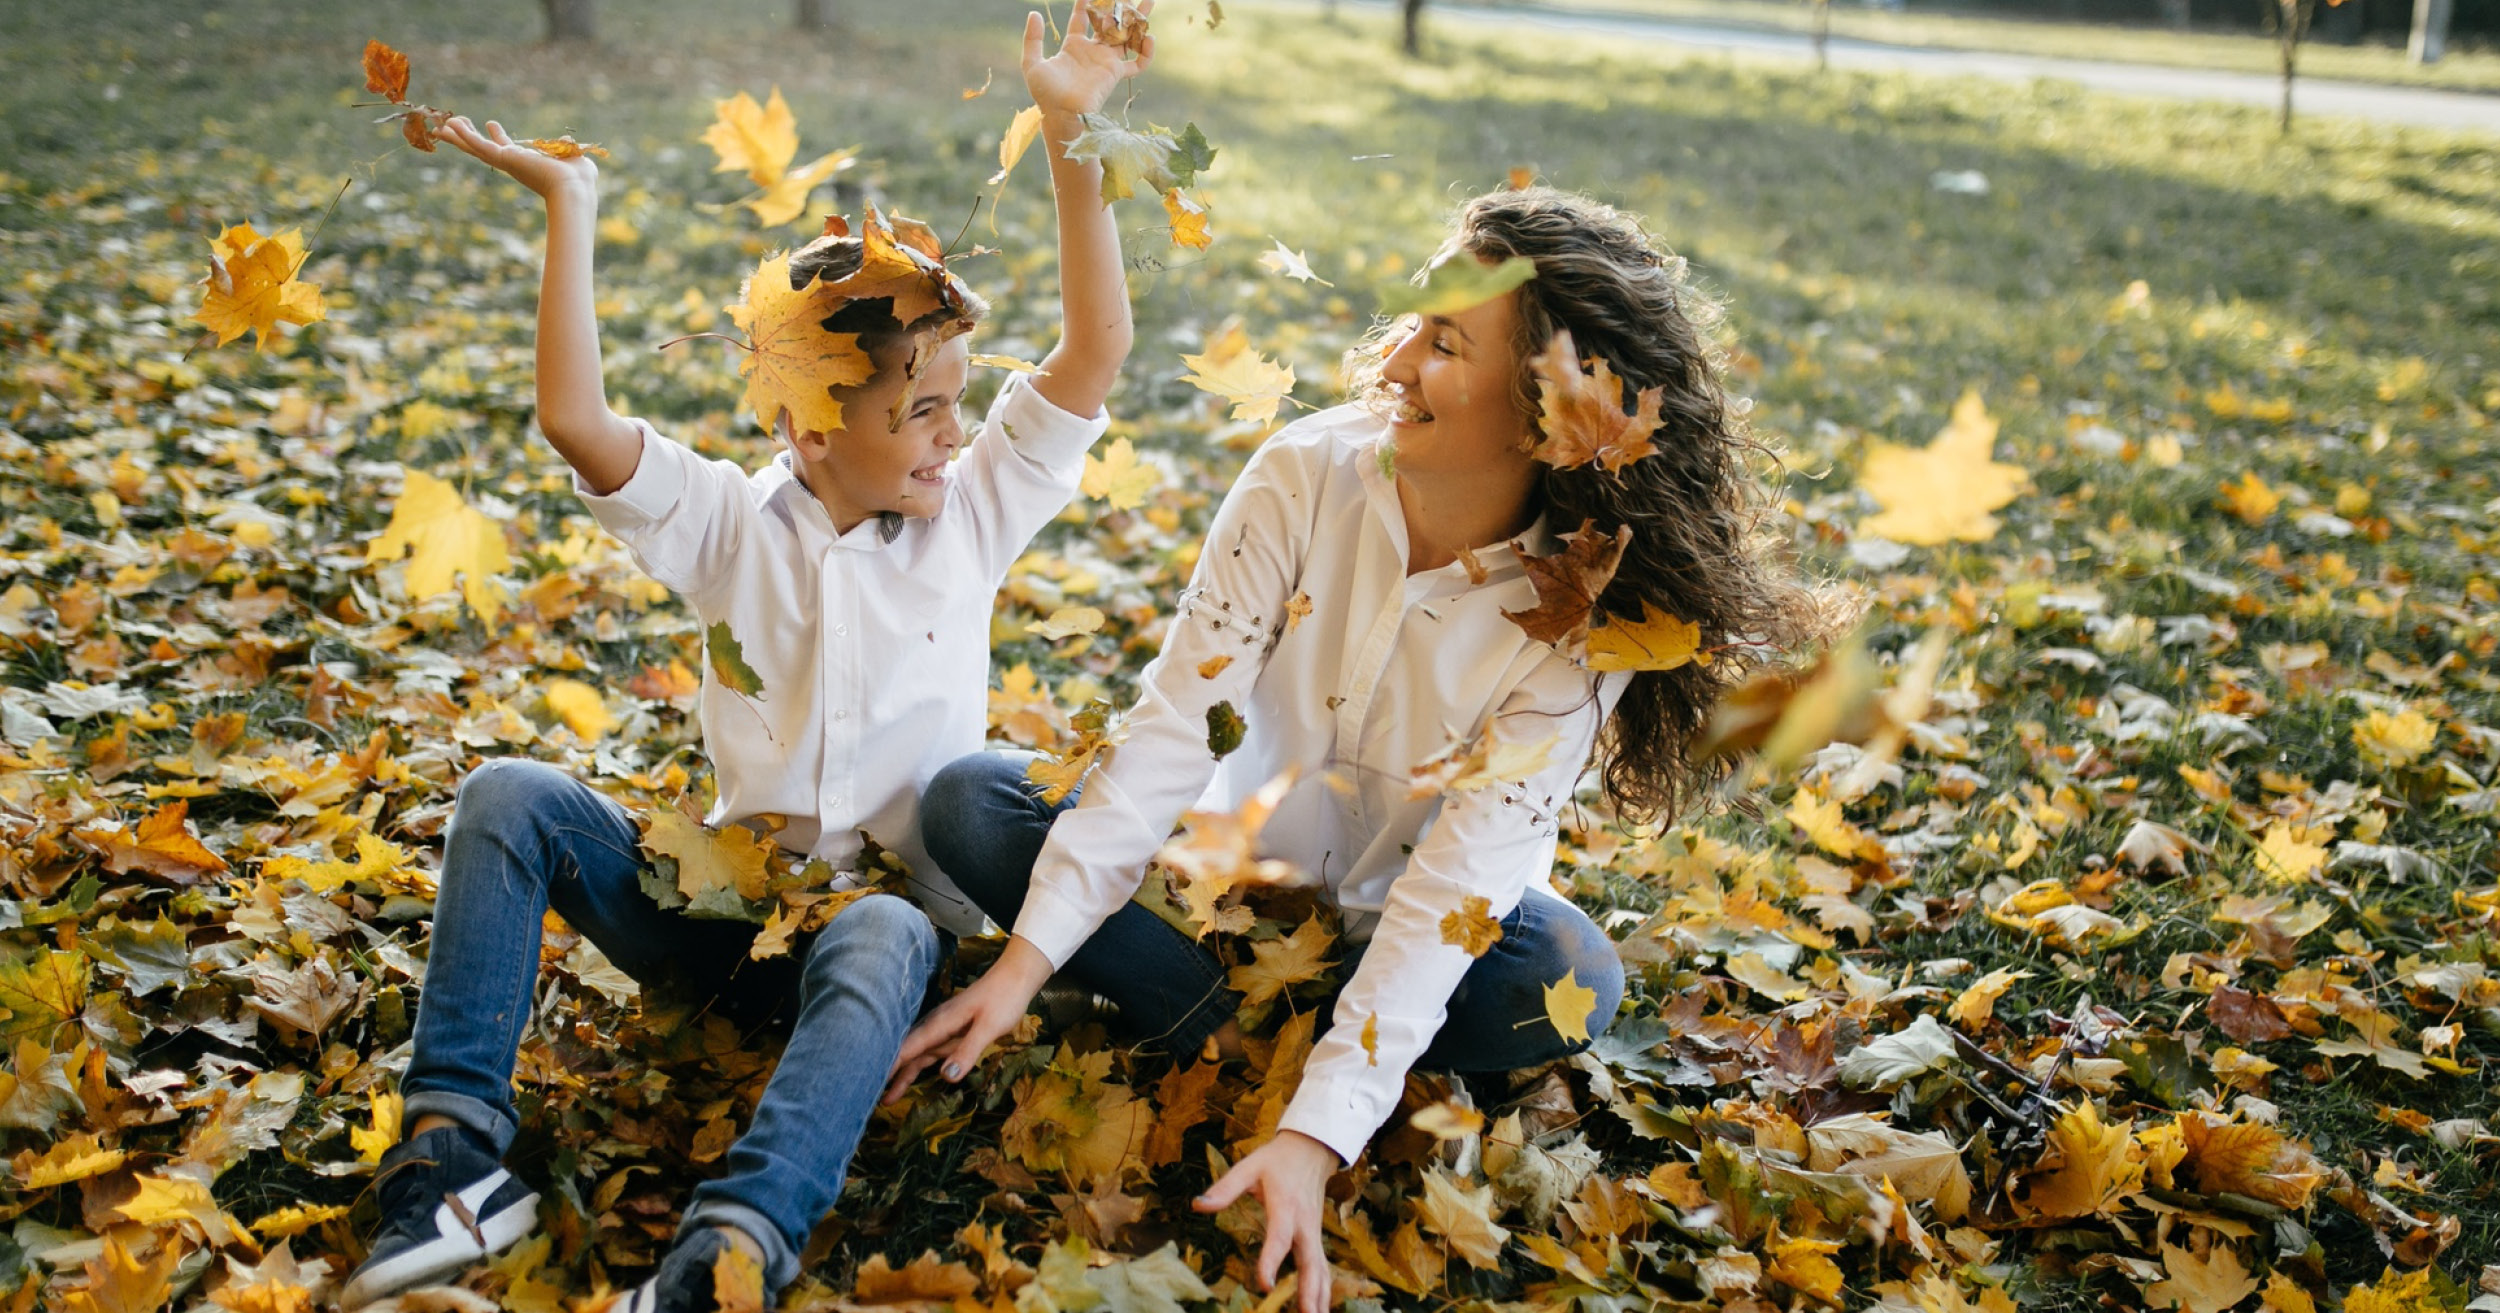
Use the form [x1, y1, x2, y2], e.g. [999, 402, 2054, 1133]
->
[541, 0, 594, 42]
[2412, 0, 2454, 62]
[1810, 0, 1831, 71]
[2268, 0, 2349, 135]
[796, 0, 836, 32]
[1402, 0, 1424, 56]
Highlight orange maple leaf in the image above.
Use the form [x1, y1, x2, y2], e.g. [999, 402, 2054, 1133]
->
[1530, 329, 1663, 473]
[725, 251, 876, 437]
[361, 40, 410, 102]
[1502, 519, 1631, 655]
[74, 800, 229, 883]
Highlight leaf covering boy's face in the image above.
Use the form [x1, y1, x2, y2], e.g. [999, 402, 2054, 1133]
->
[781, 333, 971, 535]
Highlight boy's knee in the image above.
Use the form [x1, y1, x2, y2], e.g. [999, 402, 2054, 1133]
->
[920, 752, 1026, 883]
[455, 757, 575, 820]
[812, 894, 937, 974]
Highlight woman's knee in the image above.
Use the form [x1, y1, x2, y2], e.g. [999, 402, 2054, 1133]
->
[1554, 913, 1626, 1045]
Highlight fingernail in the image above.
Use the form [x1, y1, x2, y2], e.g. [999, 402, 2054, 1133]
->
[943, 1062, 963, 1080]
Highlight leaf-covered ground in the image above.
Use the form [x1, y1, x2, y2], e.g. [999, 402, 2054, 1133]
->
[4, 1, 2500, 1310]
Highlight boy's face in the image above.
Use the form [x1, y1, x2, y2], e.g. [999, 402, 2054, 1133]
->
[787, 335, 973, 535]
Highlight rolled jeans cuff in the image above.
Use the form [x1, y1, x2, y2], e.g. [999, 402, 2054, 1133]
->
[401, 1089, 519, 1156]
[680, 1200, 799, 1293]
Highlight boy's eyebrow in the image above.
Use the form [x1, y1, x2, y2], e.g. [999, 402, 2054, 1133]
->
[1426, 314, 1474, 345]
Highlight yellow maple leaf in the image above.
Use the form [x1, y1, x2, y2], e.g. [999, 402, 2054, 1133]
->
[2251, 819, 2331, 884]
[261, 831, 413, 894]
[2180, 1113, 2321, 1209]
[2146, 1241, 2259, 1313]
[1081, 437, 1159, 509]
[246, 1204, 350, 1239]
[192, 223, 325, 351]
[710, 1243, 765, 1313]
[702, 88, 800, 188]
[2352, 708, 2437, 769]
[1585, 603, 1704, 673]
[1542, 969, 1600, 1045]
[1226, 914, 1337, 1009]
[1178, 326, 1296, 424]
[745, 148, 856, 227]
[118, 1169, 249, 1245]
[1857, 390, 2028, 545]
[1529, 328, 1663, 473]
[349, 1088, 401, 1166]
[543, 678, 612, 741]
[1440, 894, 1504, 957]
[1163, 188, 1211, 251]
[2218, 470, 2283, 524]
[1417, 1169, 1509, 1270]
[1766, 1234, 1844, 1302]
[63, 1234, 181, 1313]
[1946, 967, 2032, 1029]
[12, 1132, 127, 1189]
[2010, 1101, 2142, 1220]
[1784, 790, 1871, 860]
[365, 469, 511, 624]
[726, 252, 876, 437]
[2259, 1270, 2317, 1313]
[640, 810, 777, 906]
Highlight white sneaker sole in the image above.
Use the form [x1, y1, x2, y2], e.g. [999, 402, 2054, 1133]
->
[339, 1169, 540, 1308]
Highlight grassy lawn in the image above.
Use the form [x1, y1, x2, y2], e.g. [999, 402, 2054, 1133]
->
[1440, 0, 2500, 94]
[4, 0, 2498, 1307]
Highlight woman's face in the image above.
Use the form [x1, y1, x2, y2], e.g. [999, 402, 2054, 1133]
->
[1376, 275, 1537, 481]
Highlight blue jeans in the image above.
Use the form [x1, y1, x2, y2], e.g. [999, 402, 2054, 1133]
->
[921, 751, 1625, 1087]
[401, 759, 945, 1291]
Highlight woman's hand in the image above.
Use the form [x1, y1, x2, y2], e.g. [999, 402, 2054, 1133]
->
[434, 115, 597, 202]
[1194, 1130, 1340, 1313]
[1021, 4, 1153, 126]
[882, 935, 1056, 1104]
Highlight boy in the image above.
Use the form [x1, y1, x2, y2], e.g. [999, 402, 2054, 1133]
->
[341, 13, 1153, 1311]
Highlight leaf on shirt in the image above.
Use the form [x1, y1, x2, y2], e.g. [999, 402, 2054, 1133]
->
[1227, 914, 1337, 1009]
[1286, 592, 1313, 631]
[639, 809, 775, 910]
[1178, 324, 1297, 424]
[1440, 895, 1505, 957]
[1502, 520, 1631, 657]
[1408, 729, 1559, 800]
[1081, 438, 1159, 510]
[1530, 328, 1664, 473]
[1360, 1013, 1379, 1066]
[706, 621, 768, 700]
[1542, 969, 1601, 1045]
[365, 469, 511, 625]
[1379, 254, 1538, 319]
[1585, 603, 1707, 673]
[1205, 701, 1246, 759]
[1196, 654, 1233, 679]
[1028, 606, 1106, 640]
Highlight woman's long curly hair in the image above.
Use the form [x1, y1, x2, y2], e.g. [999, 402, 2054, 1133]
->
[1348, 186, 1844, 823]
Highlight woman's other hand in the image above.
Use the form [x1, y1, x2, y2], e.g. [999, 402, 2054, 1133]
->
[881, 934, 1055, 1104]
[1194, 1129, 1339, 1313]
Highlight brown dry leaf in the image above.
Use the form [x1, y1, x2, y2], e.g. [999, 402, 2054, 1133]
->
[1529, 328, 1663, 473]
[849, 1251, 980, 1303]
[1226, 914, 1338, 1009]
[726, 251, 876, 437]
[1502, 519, 1630, 656]
[1439, 894, 1504, 957]
[74, 799, 228, 883]
[361, 40, 410, 102]
[1417, 1170, 1509, 1270]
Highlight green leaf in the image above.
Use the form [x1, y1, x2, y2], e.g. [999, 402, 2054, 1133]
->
[1165, 122, 1216, 186]
[706, 620, 767, 700]
[1206, 701, 1246, 759]
[639, 858, 688, 911]
[1377, 254, 1538, 318]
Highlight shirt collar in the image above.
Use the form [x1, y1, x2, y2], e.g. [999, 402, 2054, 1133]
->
[761, 450, 901, 551]
[1354, 431, 1551, 583]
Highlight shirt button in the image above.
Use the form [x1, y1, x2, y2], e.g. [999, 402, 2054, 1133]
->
[834, 710, 848, 721]
[835, 624, 848, 636]
[827, 795, 844, 809]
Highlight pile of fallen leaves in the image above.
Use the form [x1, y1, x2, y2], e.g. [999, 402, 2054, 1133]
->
[6, 10, 2500, 1313]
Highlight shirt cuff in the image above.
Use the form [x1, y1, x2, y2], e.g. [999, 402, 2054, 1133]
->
[571, 419, 679, 532]
[987, 372, 1109, 471]
[1276, 1064, 1379, 1167]
[1007, 878, 1099, 972]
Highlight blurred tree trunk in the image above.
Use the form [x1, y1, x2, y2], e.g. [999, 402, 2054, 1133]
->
[2155, 0, 2191, 29]
[541, 0, 595, 42]
[2270, 0, 2331, 136]
[796, 0, 837, 31]
[1811, 0, 1830, 71]
[1402, 0, 1424, 56]
[2410, 0, 2453, 63]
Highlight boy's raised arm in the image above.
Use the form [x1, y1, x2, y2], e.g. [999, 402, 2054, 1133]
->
[1021, 7, 1152, 420]
[435, 116, 644, 495]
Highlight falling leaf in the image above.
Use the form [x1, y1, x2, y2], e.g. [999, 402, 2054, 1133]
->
[365, 469, 512, 624]
[991, 105, 1044, 185]
[1440, 894, 1505, 957]
[706, 620, 768, 700]
[969, 352, 1045, 374]
[1379, 254, 1537, 318]
[362, 40, 411, 101]
[1178, 326, 1296, 424]
[1529, 328, 1663, 473]
[1256, 238, 1331, 285]
[1542, 969, 1600, 1044]
[725, 251, 876, 436]
[1062, 115, 1215, 206]
[193, 223, 326, 351]
[1408, 729, 1558, 799]
[1205, 700, 1246, 758]
[1857, 390, 2028, 545]
[1028, 606, 1106, 640]
[1162, 188, 1211, 250]
[1081, 437, 1159, 509]
[702, 88, 800, 187]
[1585, 603, 1704, 673]
[1503, 520, 1630, 656]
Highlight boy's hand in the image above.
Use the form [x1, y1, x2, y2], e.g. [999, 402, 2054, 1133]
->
[1023, 4, 1153, 126]
[436, 115, 597, 201]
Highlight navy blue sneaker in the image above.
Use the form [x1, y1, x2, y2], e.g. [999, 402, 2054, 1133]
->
[339, 1125, 540, 1307]
[618, 1227, 762, 1313]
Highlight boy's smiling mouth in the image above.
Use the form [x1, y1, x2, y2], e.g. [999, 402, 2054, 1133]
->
[910, 461, 949, 486]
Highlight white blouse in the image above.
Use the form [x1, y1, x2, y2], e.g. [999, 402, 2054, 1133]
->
[578, 374, 1108, 935]
[1015, 403, 1626, 1164]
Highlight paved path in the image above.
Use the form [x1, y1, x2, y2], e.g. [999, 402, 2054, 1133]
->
[1312, 0, 2500, 134]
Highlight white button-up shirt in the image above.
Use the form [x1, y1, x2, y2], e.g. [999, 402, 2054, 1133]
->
[578, 374, 1108, 934]
[1015, 404, 1626, 1164]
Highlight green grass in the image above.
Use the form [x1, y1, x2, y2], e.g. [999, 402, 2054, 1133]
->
[4, 0, 2498, 1302]
[1440, 0, 2500, 95]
